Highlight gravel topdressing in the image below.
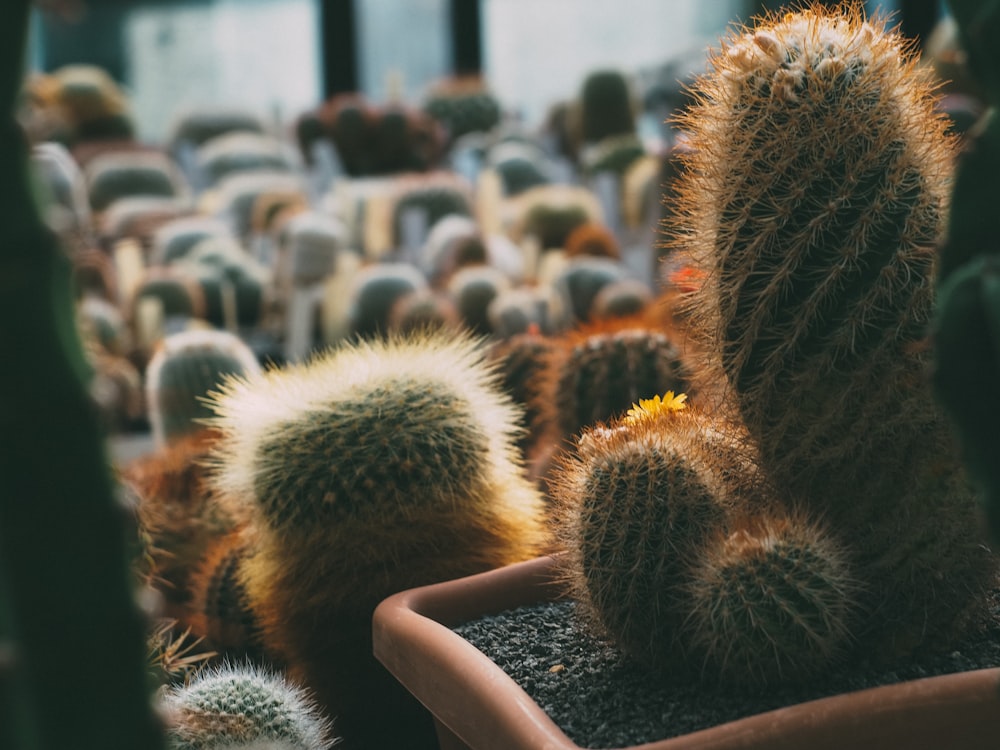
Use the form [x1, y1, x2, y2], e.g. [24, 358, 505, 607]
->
[453, 593, 1000, 749]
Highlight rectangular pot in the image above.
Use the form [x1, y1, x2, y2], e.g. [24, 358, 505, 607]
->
[373, 555, 1000, 750]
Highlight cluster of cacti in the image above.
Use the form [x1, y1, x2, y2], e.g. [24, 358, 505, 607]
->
[550, 5, 997, 689]
[931, 0, 1000, 546]
[160, 663, 336, 750]
[145, 328, 262, 449]
[422, 77, 503, 142]
[298, 94, 444, 178]
[202, 330, 550, 747]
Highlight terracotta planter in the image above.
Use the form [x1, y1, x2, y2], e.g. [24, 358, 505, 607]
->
[373, 555, 1000, 750]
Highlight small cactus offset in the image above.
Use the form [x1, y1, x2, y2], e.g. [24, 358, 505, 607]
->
[684, 513, 855, 686]
[203, 330, 549, 748]
[671, 4, 995, 651]
[160, 663, 336, 750]
[145, 328, 262, 449]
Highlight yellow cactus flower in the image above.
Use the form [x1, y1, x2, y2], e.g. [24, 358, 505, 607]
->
[624, 391, 688, 423]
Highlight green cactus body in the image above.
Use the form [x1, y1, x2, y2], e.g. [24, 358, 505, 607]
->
[204, 331, 548, 747]
[493, 155, 550, 197]
[391, 182, 473, 249]
[346, 262, 428, 339]
[673, 6, 995, 650]
[146, 329, 262, 449]
[577, 69, 636, 145]
[553, 257, 629, 323]
[424, 90, 502, 141]
[161, 663, 335, 750]
[132, 270, 206, 323]
[686, 516, 855, 686]
[544, 324, 691, 438]
[489, 332, 556, 453]
[551, 406, 756, 668]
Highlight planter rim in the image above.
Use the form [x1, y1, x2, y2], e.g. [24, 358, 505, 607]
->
[373, 554, 1000, 750]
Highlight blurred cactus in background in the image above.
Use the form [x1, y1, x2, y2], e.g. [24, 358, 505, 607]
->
[145, 328, 263, 450]
[932, 0, 1000, 545]
[423, 76, 503, 145]
[0, 5, 164, 748]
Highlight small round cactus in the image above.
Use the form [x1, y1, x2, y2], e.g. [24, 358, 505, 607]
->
[160, 663, 335, 750]
[685, 515, 856, 686]
[145, 328, 263, 449]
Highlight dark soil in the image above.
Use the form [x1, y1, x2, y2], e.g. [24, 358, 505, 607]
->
[454, 589, 1000, 749]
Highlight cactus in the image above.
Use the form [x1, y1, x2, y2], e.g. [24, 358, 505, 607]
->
[448, 265, 512, 336]
[590, 278, 654, 321]
[186, 529, 266, 661]
[684, 514, 855, 686]
[931, 0, 1000, 546]
[1, 6, 163, 746]
[550, 397, 758, 668]
[581, 132, 646, 177]
[387, 288, 460, 336]
[576, 68, 636, 147]
[121, 428, 234, 618]
[537, 320, 692, 440]
[488, 332, 555, 454]
[564, 221, 620, 260]
[423, 78, 502, 142]
[203, 330, 549, 748]
[84, 151, 183, 213]
[390, 179, 474, 250]
[671, 5, 995, 655]
[552, 256, 630, 324]
[145, 328, 262, 449]
[196, 131, 293, 186]
[492, 154, 550, 197]
[160, 663, 335, 750]
[345, 262, 428, 339]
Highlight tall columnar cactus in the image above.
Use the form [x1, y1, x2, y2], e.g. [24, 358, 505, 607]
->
[160, 663, 335, 750]
[538, 321, 692, 440]
[671, 4, 995, 650]
[932, 0, 1000, 546]
[203, 331, 550, 748]
[145, 328, 262, 450]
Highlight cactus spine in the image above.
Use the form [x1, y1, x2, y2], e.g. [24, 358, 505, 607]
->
[161, 663, 335, 750]
[672, 4, 995, 650]
[204, 330, 549, 748]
